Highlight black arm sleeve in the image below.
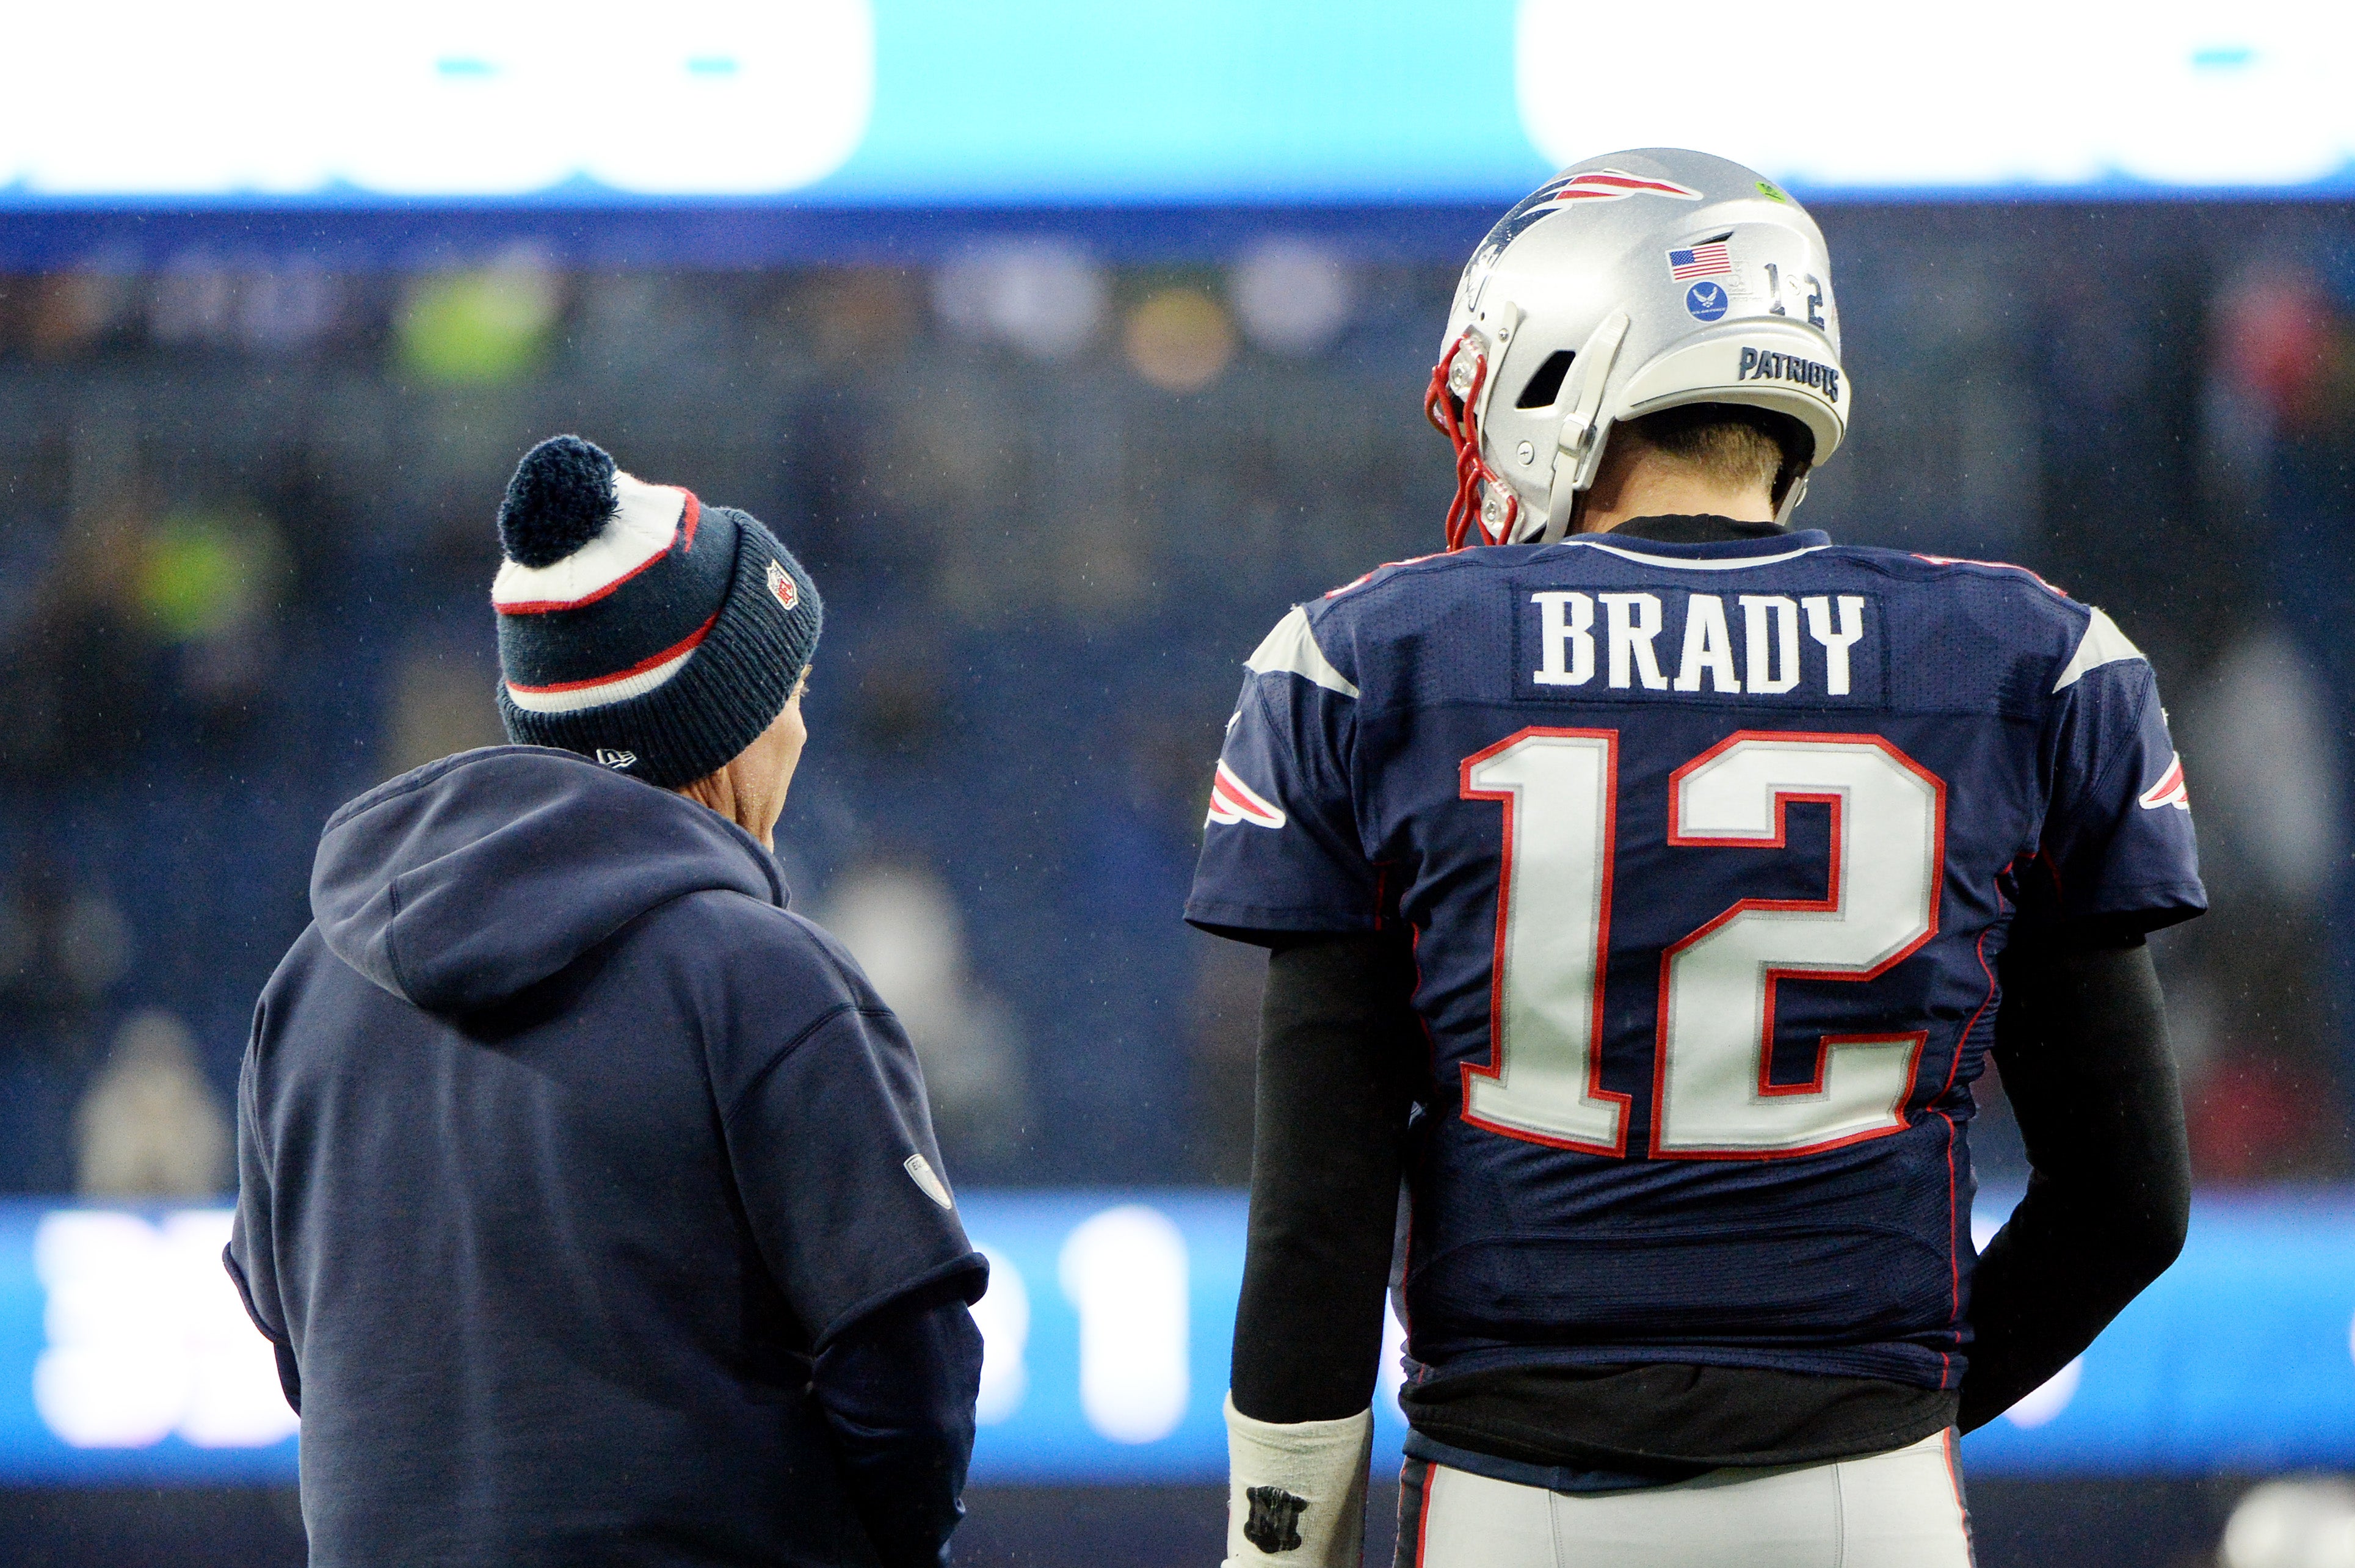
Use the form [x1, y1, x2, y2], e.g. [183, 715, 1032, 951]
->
[1959, 936, 2191, 1432]
[1229, 931, 1424, 1425]
[810, 1285, 985, 1568]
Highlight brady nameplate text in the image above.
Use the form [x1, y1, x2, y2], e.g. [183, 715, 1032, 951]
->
[1518, 587, 1883, 703]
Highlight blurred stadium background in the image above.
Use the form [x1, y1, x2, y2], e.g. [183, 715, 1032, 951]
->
[2, 2, 2353, 1564]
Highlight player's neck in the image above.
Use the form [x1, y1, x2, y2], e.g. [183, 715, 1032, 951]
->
[1573, 449, 1776, 535]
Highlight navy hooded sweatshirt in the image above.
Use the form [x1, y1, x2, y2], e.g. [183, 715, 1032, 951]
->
[226, 746, 989, 1567]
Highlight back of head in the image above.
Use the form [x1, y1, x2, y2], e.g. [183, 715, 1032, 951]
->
[1426, 148, 1849, 547]
[1614, 402, 1813, 511]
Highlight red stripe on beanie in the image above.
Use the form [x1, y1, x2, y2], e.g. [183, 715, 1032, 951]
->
[504, 612, 718, 695]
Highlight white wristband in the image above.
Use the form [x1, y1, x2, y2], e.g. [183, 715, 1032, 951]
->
[1222, 1393, 1373, 1568]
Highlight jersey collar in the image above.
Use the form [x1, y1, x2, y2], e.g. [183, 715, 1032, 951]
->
[1550, 517, 1834, 571]
[1609, 514, 1791, 545]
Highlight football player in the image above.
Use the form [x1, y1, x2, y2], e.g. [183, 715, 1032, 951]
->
[1187, 149, 2202, 1567]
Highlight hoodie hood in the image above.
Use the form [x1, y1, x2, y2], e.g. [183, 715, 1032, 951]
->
[311, 746, 784, 1013]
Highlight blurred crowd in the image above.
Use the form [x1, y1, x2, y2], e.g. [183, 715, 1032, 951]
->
[0, 202, 2348, 1195]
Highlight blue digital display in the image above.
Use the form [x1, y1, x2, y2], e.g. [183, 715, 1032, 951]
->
[0, 1190, 2349, 1486]
[1, 1, 2350, 216]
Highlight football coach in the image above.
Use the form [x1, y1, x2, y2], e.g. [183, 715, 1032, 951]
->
[226, 437, 988, 1567]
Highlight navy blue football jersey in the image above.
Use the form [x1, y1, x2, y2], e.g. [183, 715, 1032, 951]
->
[1186, 527, 2205, 1390]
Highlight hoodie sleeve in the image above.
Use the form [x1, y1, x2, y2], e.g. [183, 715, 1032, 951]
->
[225, 1006, 302, 1414]
[710, 913, 988, 1351]
[811, 1285, 985, 1568]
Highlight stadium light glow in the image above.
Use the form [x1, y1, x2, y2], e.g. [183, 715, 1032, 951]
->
[971, 1244, 1031, 1425]
[0, 0, 874, 198]
[1, 1, 2348, 214]
[1516, 0, 2355, 192]
[30, 1211, 295, 1451]
[1058, 1205, 1190, 1445]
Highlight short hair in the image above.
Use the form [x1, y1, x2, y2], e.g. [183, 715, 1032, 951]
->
[1621, 404, 1812, 507]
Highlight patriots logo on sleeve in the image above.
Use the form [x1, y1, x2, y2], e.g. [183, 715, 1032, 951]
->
[2138, 753, 2190, 811]
[1205, 760, 1286, 830]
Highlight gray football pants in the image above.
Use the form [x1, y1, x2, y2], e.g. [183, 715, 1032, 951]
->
[1397, 1431, 1975, 1567]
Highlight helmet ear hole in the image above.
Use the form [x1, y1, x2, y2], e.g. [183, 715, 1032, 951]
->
[1515, 349, 1577, 409]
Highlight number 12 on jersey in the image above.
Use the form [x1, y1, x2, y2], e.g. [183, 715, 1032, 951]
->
[1460, 728, 1945, 1160]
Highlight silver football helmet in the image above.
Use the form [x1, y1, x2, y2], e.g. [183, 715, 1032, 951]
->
[1428, 148, 1849, 548]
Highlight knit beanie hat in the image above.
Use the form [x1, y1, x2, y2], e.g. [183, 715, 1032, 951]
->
[491, 435, 822, 789]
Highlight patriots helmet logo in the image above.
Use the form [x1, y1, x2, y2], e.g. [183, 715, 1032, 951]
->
[1541, 169, 1704, 205]
[1207, 760, 1286, 830]
[1462, 170, 1708, 305]
[2137, 754, 2190, 811]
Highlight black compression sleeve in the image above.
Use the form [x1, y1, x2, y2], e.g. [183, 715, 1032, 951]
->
[1229, 932, 1424, 1425]
[1959, 938, 2190, 1432]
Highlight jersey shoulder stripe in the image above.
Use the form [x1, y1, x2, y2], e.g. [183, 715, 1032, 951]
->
[1906, 553, 2066, 595]
[1247, 604, 1359, 698]
[1841, 554, 2149, 709]
[2052, 606, 2146, 692]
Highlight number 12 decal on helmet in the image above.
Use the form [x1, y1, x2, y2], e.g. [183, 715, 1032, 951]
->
[1462, 729, 1945, 1160]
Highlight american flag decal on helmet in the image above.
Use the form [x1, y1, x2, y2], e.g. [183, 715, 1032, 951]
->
[1207, 760, 1286, 829]
[2138, 754, 2190, 811]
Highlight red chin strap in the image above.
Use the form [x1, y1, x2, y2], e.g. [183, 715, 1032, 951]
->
[1424, 331, 1519, 551]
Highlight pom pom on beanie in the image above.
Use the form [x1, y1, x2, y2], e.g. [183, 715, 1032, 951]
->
[499, 435, 618, 568]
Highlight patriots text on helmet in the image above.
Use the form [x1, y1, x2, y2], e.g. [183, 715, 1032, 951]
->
[1738, 347, 1842, 402]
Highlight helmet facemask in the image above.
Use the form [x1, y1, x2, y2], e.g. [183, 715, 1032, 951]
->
[1426, 326, 1521, 551]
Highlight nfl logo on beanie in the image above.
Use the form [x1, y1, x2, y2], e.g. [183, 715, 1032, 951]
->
[491, 435, 822, 789]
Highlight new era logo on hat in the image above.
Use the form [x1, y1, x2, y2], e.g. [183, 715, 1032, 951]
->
[595, 749, 637, 770]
